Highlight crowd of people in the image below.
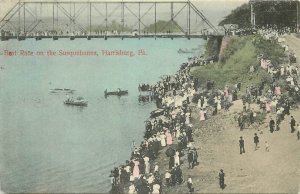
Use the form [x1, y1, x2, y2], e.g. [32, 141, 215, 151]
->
[110, 61, 202, 194]
[109, 27, 299, 194]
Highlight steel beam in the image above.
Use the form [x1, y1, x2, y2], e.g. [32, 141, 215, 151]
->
[155, 2, 156, 36]
[297, 1, 299, 32]
[23, 2, 26, 32]
[1, 0, 220, 37]
[16, 1, 189, 4]
[90, 2, 92, 35]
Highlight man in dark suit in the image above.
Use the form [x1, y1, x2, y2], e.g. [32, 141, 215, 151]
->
[269, 118, 275, 133]
[219, 169, 225, 189]
[254, 133, 259, 150]
[239, 136, 245, 154]
[290, 116, 296, 133]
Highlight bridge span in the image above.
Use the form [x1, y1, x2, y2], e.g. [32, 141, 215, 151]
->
[0, 0, 220, 40]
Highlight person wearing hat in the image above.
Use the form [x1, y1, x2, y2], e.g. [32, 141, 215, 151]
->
[269, 117, 275, 133]
[239, 136, 245, 154]
[187, 149, 194, 169]
[290, 116, 296, 133]
[187, 175, 194, 193]
[254, 133, 259, 150]
[165, 170, 171, 187]
[219, 169, 225, 189]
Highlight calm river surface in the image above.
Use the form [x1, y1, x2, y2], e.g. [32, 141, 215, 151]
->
[0, 38, 205, 193]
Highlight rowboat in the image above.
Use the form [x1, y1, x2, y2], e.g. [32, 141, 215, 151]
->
[64, 97, 87, 106]
[104, 89, 128, 97]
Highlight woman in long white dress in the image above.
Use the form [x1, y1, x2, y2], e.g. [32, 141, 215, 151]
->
[174, 151, 180, 166]
[152, 184, 160, 194]
[217, 100, 222, 110]
[160, 133, 166, 147]
[185, 112, 190, 125]
[203, 97, 208, 109]
[144, 156, 150, 174]
[197, 98, 201, 108]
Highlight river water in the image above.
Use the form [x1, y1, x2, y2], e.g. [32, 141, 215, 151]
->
[0, 38, 205, 193]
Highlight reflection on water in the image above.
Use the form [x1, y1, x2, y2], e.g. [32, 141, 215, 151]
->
[0, 38, 205, 193]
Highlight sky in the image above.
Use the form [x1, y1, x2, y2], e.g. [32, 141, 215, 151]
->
[0, 0, 249, 27]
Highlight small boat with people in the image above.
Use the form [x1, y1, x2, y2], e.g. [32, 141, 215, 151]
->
[177, 48, 194, 54]
[138, 84, 151, 92]
[50, 88, 75, 94]
[104, 88, 128, 97]
[64, 96, 88, 106]
[150, 109, 164, 118]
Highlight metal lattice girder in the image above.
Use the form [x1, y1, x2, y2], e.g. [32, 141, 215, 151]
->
[0, 0, 219, 36]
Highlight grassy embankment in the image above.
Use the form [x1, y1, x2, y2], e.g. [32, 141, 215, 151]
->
[192, 35, 285, 92]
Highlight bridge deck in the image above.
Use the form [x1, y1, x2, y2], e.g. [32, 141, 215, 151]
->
[1, 34, 221, 41]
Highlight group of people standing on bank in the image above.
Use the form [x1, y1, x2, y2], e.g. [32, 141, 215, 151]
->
[110, 28, 300, 193]
[110, 60, 202, 193]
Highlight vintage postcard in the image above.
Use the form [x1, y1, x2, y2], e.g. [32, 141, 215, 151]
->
[0, 0, 299, 193]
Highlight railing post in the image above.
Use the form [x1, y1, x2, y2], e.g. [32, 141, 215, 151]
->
[90, 2, 92, 35]
[188, 0, 190, 36]
[155, 2, 156, 37]
[18, 1, 21, 34]
[23, 2, 25, 33]
[138, 2, 140, 35]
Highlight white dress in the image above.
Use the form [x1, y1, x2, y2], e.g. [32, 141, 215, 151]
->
[197, 99, 201, 108]
[160, 134, 166, 147]
[174, 151, 180, 165]
[185, 114, 190, 125]
[217, 100, 222, 110]
[144, 156, 150, 174]
[152, 184, 160, 194]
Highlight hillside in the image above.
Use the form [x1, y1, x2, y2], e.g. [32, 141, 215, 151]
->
[191, 35, 285, 90]
[143, 20, 182, 33]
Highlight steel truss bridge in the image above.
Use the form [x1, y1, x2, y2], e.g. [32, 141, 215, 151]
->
[0, 0, 220, 40]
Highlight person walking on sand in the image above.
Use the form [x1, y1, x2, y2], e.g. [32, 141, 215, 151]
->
[254, 133, 259, 150]
[219, 169, 225, 189]
[187, 176, 194, 193]
[239, 136, 245, 154]
[269, 118, 275, 133]
[297, 124, 300, 140]
[165, 170, 171, 187]
[290, 116, 296, 133]
[187, 149, 194, 169]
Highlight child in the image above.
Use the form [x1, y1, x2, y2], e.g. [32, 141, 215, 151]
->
[187, 175, 194, 193]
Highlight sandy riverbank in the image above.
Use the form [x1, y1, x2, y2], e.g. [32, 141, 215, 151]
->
[152, 35, 300, 193]
[154, 100, 299, 193]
